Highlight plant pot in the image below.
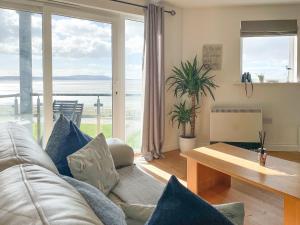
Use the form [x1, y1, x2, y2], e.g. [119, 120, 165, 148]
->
[179, 136, 197, 152]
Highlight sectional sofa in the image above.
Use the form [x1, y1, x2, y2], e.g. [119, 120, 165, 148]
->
[0, 122, 244, 225]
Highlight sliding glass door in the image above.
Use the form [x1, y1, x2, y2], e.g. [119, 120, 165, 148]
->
[52, 14, 113, 138]
[0, 3, 144, 150]
[0, 8, 44, 144]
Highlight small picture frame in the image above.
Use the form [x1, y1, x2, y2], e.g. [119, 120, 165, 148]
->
[202, 44, 223, 70]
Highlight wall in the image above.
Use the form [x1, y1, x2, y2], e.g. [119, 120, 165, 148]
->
[180, 4, 300, 151]
[163, 5, 183, 151]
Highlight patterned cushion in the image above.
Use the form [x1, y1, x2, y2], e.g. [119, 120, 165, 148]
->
[62, 176, 126, 225]
[145, 175, 234, 225]
[67, 133, 119, 195]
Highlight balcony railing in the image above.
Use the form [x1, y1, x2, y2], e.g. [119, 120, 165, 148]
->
[0, 92, 141, 145]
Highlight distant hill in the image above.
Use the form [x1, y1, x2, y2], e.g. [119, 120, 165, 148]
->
[0, 75, 111, 81]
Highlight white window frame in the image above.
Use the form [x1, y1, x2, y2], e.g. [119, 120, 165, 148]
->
[288, 36, 298, 82]
[0, 0, 144, 143]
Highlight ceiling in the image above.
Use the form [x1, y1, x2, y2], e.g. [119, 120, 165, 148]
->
[163, 0, 300, 8]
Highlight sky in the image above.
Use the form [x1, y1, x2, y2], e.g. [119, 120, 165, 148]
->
[0, 9, 144, 79]
[0, 8, 295, 83]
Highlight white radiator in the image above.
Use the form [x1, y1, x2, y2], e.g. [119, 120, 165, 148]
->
[210, 108, 263, 143]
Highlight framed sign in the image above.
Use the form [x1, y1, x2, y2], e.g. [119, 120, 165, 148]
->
[202, 44, 223, 70]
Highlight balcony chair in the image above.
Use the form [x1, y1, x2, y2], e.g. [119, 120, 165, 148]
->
[53, 100, 84, 127]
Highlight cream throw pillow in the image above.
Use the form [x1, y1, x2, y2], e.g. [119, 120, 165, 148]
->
[67, 133, 119, 195]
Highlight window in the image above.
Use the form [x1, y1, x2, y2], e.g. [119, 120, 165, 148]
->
[242, 36, 297, 83]
[241, 20, 298, 83]
[0, 8, 44, 144]
[125, 19, 144, 150]
[52, 15, 113, 138]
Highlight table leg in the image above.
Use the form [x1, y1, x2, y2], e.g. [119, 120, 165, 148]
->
[284, 195, 300, 225]
[187, 158, 231, 195]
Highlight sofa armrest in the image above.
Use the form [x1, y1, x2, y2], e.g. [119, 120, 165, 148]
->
[107, 138, 134, 169]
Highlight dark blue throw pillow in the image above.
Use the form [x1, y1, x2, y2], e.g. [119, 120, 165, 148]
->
[55, 121, 92, 176]
[146, 175, 234, 225]
[46, 114, 70, 162]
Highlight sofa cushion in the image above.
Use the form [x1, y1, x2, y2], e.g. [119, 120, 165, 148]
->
[215, 202, 245, 225]
[126, 219, 144, 225]
[107, 138, 134, 168]
[112, 165, 164, 205]
[62, 176, 126, 225]
[110, 166, 244, 225]
[0, 122, 58, 174]
[55, 121, 92, 176]
[108, 192, 124, 206]
[120, 202, 244, 225]
[120, 203, 155, 223]
[67, 133, 119, 194]
[0, 164, 103, 225]
[45, 114, 70, 163]
[145, 175, 234, 225]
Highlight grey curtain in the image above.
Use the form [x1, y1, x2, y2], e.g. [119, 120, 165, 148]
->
[141, 4, 165, 161]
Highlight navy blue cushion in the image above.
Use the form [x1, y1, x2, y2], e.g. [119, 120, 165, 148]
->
[46, 114, 70, 162]
[55, 121, 92, 176]
[62, 176, 126, 225]
[146, 175, 234, 225]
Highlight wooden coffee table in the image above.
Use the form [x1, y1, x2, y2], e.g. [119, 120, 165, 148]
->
[181, 143, 300, 225]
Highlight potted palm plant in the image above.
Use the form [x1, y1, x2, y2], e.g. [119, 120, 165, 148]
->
[170, 101, 192, 137]
[167, 56, 218, 152]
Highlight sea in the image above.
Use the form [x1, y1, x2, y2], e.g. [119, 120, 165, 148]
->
[0, 79, 143, 111]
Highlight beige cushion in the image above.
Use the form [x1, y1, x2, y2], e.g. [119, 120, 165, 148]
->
[0, 122, 58, 174]
[67, 133, 119, 195]
[0, 164, 103, 225]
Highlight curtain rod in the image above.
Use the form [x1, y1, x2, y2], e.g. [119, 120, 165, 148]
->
[110, 0, 176, 16]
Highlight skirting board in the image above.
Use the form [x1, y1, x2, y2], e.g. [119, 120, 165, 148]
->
[162, 144, 179, 153]
[265, 144, 300, 152]
[162, 143, 300, 152]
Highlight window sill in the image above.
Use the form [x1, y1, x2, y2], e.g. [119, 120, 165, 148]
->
[234, 82, 300, 86]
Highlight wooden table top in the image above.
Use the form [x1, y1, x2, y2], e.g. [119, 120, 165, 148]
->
[181, 143, 300, 200]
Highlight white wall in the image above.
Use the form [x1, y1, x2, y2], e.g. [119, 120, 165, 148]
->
[179, 4, 300, 151]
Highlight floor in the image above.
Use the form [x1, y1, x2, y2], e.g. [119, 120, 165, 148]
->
[137, 150, 300, 225]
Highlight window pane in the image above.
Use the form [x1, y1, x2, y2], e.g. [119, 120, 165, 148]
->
[242, 36, 297, 83]
[0, 8, 44, 144]
[52, 15, 112, 138]
[125, 19, 144, 151]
